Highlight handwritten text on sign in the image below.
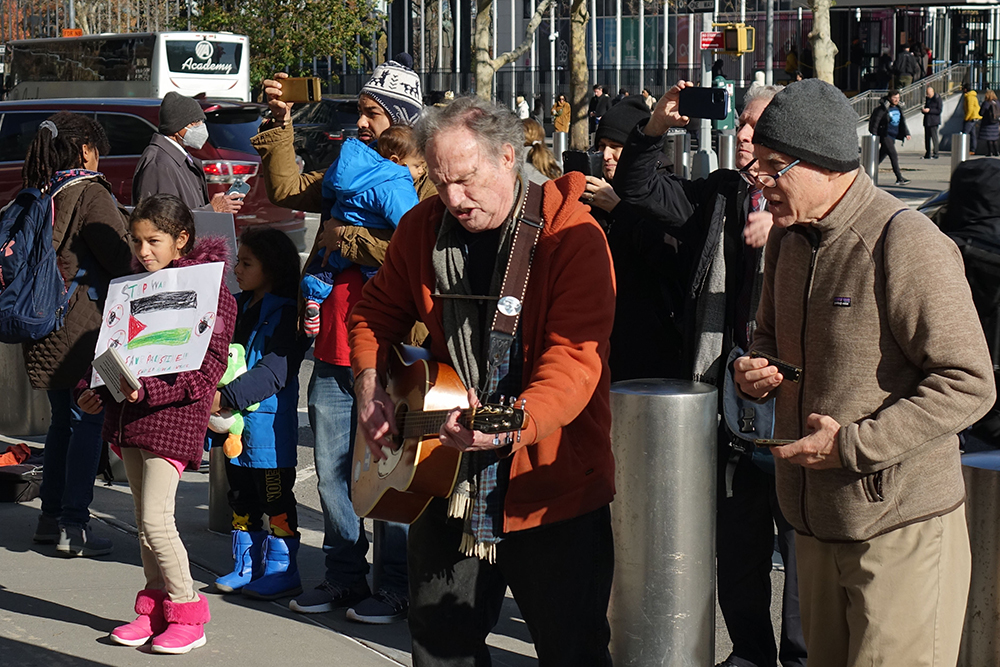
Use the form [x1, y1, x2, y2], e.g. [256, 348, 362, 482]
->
[92, 262, 224, 387]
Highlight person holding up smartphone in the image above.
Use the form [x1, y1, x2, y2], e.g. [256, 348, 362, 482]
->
[132, 92, 244, 214]
[613, 80, 807, 667]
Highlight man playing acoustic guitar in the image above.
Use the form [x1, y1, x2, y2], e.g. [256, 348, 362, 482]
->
[348, 95, 617, 666]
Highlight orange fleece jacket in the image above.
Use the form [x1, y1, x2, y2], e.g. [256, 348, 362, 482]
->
[349, 172, 617, 532]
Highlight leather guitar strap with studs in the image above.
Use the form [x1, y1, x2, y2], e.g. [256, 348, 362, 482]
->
[478, 178, 544, 399]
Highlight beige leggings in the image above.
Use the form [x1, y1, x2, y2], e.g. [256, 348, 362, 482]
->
[119, 448, 198, 603]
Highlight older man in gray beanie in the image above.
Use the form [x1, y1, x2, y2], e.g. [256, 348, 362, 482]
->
[734, 78, 995, 667]
[132, 92, 243, 213]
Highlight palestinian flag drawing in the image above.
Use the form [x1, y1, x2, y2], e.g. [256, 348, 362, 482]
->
[127, 291, 197, 349]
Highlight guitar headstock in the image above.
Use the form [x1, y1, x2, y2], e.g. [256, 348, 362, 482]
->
[468, 403, 526, 434]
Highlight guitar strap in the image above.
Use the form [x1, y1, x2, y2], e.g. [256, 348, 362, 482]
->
[479, 177, 545, 399]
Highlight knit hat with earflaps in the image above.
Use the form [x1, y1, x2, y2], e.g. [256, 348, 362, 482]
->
[360, 53, 423, 126]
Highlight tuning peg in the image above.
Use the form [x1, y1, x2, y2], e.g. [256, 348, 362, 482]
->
[499, 394, 506, 405]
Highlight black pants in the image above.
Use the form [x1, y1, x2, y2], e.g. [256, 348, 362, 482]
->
[878, 136, 902, 180]
[924, 126, 939, 158]
[225, 461, 298, 536]
[408, 498, 614, 667]
[717, 452, 807, 667]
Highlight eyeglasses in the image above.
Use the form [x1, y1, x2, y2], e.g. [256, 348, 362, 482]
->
[754, 159, 800, 188]
[738, 158, 758, 187]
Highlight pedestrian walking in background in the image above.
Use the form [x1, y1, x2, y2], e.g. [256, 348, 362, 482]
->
[522, 118, 561, 181]
[21, 112, 133, 557]
[589, 84, 611, 136]
[613, 88, 629, 105]
[210, 228, 307, 602]
[515, 95, 530, 119]
[641, 88, 656, 109]
[963, 81, 982, 155]
[78, 194, 237, 654]
[921, 85, 942, 159]
[737, 78, 995, 667]
[551, 94, 571, 134]
[977, 89, 1000, 156]
[891, 45, 921, 88]
[869, 89, 911, 185]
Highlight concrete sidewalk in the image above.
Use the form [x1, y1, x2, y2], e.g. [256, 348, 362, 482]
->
[0, 438, 536, 667]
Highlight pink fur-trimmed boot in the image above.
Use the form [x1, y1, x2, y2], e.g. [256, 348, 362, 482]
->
[151, 594, 211, 654]
[110, 589, 168, 646]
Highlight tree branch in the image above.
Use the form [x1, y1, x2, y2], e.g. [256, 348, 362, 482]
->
[490, 0, 553, 70]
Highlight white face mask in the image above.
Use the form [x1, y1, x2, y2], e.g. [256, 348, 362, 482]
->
[181, 123, 209, 150]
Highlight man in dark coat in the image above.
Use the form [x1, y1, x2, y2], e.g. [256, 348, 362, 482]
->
[921, 85, 943, 159]
[891, 45, 921, 88]
[589, 85, 612, 136]
[132, 92, 243, 213]
[614, 80, 808, 667]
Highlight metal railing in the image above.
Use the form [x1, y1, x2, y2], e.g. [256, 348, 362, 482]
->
[849, 64, 969, 122]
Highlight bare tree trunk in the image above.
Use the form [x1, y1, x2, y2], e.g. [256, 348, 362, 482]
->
[474, 0, 493, 98]
[569, 0, 589, 149]
[809, 0, 837, 84]
[472, 0, 552, 101]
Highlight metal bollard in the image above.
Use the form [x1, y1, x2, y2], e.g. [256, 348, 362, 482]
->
[208, 445, 231, 534]
[718, 134, 737, 171]
[608, 379, 718, 666]
[952, 133, 970, 174]
[861, 134, 879, 186]
[671, 130, 691, 180]
[552, 131, 568, 171]
[0, 343, 49, 435]
[959, 451, 1000, 666]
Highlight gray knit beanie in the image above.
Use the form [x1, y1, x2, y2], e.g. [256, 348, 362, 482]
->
[158, 92, 206, 135]
[753, 79, 859, 173]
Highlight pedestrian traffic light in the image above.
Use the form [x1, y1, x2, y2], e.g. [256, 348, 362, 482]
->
[721, 24, 755, 55]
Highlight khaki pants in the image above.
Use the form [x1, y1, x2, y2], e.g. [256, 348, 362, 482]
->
[120, 448, 198, 603]
[796, 506, 970, 667]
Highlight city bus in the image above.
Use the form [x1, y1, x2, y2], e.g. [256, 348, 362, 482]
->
[3, 32, 250, 102]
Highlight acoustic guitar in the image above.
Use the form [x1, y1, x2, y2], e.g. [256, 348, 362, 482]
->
[350, 345, 526, 524]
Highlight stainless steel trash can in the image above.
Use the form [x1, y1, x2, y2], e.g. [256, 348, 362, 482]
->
[608, 379, 718, 666]
[0, 343, 49, 436]
[959, 450, 1000, 666]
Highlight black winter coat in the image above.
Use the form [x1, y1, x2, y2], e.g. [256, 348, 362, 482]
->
[613, 121, 760, 382]
[869, 98, 910, 141]
[132, 134, 211, 209]
[923, 94, 943, 127]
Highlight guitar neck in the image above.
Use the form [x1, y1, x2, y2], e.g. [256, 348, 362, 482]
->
[399, 409, 478, 439]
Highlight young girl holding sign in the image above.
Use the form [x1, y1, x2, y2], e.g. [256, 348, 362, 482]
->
[210, 227, 305, 600]
[77, 193, 236, 655]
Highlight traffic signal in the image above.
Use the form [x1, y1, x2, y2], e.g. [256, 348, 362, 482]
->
[722, 24, 755, 55]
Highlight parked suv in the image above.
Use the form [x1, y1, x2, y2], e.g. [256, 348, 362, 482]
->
[289, 96, 359, 173]
[0, 98, 306, 250]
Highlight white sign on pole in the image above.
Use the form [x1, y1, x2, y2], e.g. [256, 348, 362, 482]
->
[92, 262, 225, 387]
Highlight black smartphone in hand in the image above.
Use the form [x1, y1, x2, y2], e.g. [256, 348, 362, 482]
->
[677, 87, 730, 120]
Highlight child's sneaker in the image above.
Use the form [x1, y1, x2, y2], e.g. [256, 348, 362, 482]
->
[304, 300, 321, 338]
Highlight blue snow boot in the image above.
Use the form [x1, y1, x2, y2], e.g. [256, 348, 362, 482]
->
[215, 530, 266, 593]
[242, 535, 303, 600]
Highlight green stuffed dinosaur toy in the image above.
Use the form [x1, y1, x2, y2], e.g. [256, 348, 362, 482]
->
[208, 344, 259, 458]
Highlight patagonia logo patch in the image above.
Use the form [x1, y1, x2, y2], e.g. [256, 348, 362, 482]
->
[833, 297, 852, 307]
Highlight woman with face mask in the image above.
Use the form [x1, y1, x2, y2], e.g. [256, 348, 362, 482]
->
[132, 92, 243, 214]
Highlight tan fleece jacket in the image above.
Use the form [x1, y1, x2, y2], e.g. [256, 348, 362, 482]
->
[753, 171, 995, 542]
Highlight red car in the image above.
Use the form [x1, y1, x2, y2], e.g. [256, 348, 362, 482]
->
[0, 98, 305, 250]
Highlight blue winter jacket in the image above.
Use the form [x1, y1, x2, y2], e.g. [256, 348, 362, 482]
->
[219, 292, 303, 469]
[318, 138, 419, 275]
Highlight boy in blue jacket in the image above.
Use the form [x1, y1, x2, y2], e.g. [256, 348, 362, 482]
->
[302, 125, 424, 336]
[211, 228, 310, 600]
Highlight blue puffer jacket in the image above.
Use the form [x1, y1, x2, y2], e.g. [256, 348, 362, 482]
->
[320, 137, 419, 227]
[219, 292, 303, 469]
